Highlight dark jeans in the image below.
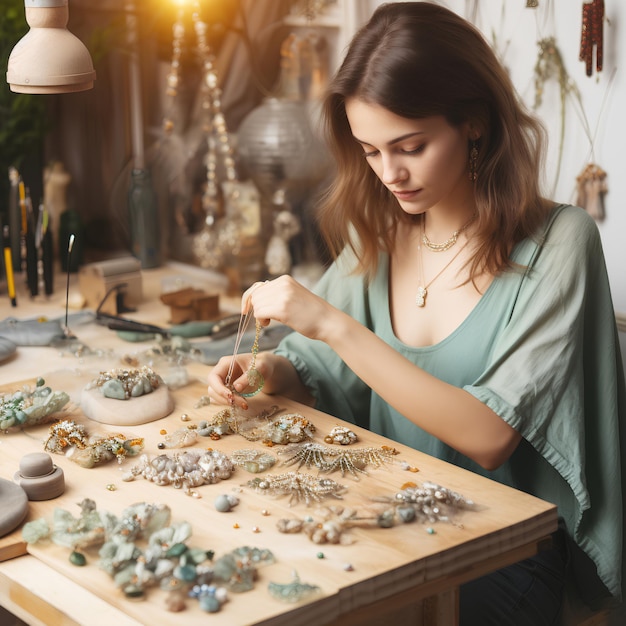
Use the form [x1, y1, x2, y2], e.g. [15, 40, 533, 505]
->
[459, 535, 566, 626]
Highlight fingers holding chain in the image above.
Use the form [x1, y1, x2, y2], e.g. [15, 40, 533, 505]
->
[243, 279, 270, 315]
[223, 281, 270, 401]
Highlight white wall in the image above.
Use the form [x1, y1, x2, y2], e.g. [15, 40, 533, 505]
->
[356, 0, 626, 313]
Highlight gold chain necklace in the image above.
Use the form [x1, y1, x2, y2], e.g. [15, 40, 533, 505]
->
[225, 310, 264, 398]
[422, 215, 475, 252]
[416, 224, 469, 307]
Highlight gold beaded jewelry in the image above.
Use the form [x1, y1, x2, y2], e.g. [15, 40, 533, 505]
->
[421, 214, 475, 252]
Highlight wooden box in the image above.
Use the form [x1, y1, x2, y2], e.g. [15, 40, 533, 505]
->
[160, 287, 219, 324]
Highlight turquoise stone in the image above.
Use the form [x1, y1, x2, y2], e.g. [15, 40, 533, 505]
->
[199, 594, 221, 613]
[102, 379, 126, 400]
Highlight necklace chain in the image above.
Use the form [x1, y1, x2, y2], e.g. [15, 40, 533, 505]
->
[421, 215, 475, 252]
[225, 310, 261, 390]
[416, 223, 470, 307]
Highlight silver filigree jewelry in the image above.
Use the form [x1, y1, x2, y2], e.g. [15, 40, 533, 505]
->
[245, 472, 347, 506]
[373, 481, 476, 527]
[278, 442, 398, 478]
[230, 449, 277, 473]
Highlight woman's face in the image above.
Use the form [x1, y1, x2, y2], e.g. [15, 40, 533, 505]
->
[345, 98, 474, 216]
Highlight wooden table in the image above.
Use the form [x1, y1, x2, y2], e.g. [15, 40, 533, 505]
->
[0, 263, 558, 626]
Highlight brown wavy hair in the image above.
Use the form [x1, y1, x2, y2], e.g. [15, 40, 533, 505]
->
[317, 1, 550, 280]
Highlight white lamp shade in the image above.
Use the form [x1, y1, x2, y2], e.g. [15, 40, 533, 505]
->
[6, 1, 96, 94]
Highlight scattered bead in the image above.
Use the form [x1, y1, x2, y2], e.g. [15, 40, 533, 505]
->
[194, 395, 211, 408]
[123, 583, 145, 599]
[252, 526, 261, 533]
[199, 594, 221, 613]
[233, 523, 240, 529]
[214, 494, 239, 513]
[157, 442, 165, 449]
[180, 413, 191, 422]
[377, 510, 395, 528]
[316, 552, 325, 559]
[165, 589, 187, 612]
[343, 563, 354, 572]
[69, 550, 86, 566]
[261, 509, 270, 516]
[105, 483, 117, 491]
[426, 527, 436, 534]
[397, 506, 417, 523]
[160, 429, 167, 435]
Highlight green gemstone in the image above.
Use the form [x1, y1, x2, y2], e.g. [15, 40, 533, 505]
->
[69, 551, 87, 566]
[124, 584, 145, 598]
[166, 542, 188, 558]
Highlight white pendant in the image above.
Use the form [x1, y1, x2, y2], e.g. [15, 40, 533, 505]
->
[416, 286, 427, 307]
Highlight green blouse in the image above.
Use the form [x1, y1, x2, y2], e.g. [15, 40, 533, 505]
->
[275, 204, 626, 607]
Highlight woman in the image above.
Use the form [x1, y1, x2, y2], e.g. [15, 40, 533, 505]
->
[208, 3, 625, 623]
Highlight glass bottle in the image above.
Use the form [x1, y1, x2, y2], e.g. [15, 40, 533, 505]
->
[128, 168, 161, 268]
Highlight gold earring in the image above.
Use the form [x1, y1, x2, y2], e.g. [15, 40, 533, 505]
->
[468, 141, 479, 182]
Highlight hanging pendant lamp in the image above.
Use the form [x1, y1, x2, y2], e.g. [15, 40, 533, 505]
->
[6, 0, 96, 94]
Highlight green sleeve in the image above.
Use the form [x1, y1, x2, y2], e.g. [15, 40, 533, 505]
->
[465, 206, 626, 602]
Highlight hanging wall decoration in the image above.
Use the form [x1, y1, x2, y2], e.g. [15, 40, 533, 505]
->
[161, 0, 248, 274]
[580, 0, 604, 77]
[533, 37, 579, 195]
[575, 163, 607, 221]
